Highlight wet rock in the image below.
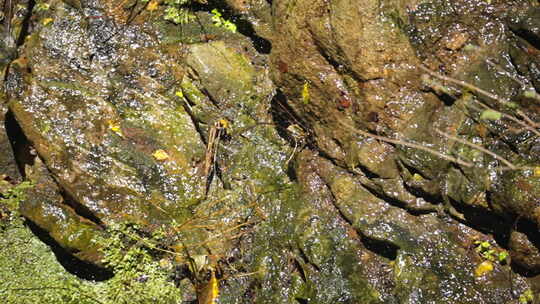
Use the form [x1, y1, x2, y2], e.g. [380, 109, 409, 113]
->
[223, 0, 273, 41]
[0, 101, 22, 183]
[508, 6, 540, 49]
[491, 169, 540, 225]
[184, 40, 264, 114]
[0, 15, 21, 183]
[266, 0, 540, 298]
[509, 230, 540, 274]
[1, 0, 539, 301]
[5, 0, 274, 264]
[20, 156, 104, 264]
[291, 150, 520, 303]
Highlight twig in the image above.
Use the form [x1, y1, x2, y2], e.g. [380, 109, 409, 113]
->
[435, 129, 517, 170]
[338, 121, 474, 167]
[486, 59, 528, 88]
[466, 102, 540, 137]
[231, 270, 262, 278]
[419, 65, 508, 105]
[419, 65, 539, 135]
[517, 109, 540, 130]
[339, 121, 537, 171]
[494, 166, 535, 171]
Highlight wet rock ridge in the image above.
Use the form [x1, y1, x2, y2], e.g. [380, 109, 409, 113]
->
[0, 0, 539, 302]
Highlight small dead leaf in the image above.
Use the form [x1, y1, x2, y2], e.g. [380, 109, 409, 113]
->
[475, 260, 494, 277]
[159, 258, 172, 269]
[475, 124, 488, 138]
[412, 173, 423, 181]
[480, 109, 502, 121]
[197, 270, 219, 304]
[152, 149, 169, 161]
[147, 0, 159, 11]
[42, 18, 54, 26]
[108, 121, 123, 136]
[301, 82, 310, 104]
[218, 118, 229, 130]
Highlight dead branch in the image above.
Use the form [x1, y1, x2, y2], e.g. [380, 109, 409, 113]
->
[435, 129, 517, 169]
[338, 121, 474, 168]
[419, 65, 539, 137]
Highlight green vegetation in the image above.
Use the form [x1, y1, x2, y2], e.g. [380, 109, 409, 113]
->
[479, 109, 502, 121]
[141, 0, 238, 32]
[474, 240, 509, 264]
[92, 222, 183, 304]
[33, 2, 51, 12]
[210, 9, 237, 33]
[0, 181, 33, 212]
[0, 183, 183, 304]
[519, 289, 535, 304]
[161, 0, 196, 24]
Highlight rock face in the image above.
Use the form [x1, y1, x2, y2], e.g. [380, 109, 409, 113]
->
[1, 0, 539, 302]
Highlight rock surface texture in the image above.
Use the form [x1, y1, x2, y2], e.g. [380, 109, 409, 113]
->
[1, 0, 539, 302]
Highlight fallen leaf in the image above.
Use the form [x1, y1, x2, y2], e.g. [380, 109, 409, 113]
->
[480, 109, 502, 121]
[218, 118, 229, 129]
[197, 270, 219, 304]
[475, 260, 493, 277]
[152, 149, 169, 161]
[147, 0, 159, 11]
[42, 18, 54, 26]
[412, 173, 423, 181]
[301, 82, 310, 104]
[108, 121, 123, 136]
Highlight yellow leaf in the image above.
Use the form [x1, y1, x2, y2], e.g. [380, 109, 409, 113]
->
[197, 270, 219, 304]
[218, 118, 229, 129]
[42, 18, 54, 26]
[175, 90, 184, 98]
[475, 260, 493, 277]
[412, 173, 423, 181]
[152, 149, 169, 161]
[108, 121, 123, 136]
[210, 271, 219, 301]
[534, 166, 540, 177]
[301, 82, 310, 104]
[147, 0, 159, 11]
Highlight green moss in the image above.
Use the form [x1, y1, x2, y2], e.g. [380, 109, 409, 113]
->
[0, 181, 33, 212]
[246, 182, 384, 303]
[0, 216, 182, 304]
[210, 9, 237, 33]
[143, 0, 196, 25]
[519, 289, 534, 304]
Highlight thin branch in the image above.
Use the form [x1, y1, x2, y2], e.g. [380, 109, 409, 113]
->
[340, 121, 536, 171]
[517, 109, 540, 130]
[435, 129, 517, 170]
[485, 59, 528, 88]
[231, 270, 262, 278]
[420, 65, 504, 103]
[495, 165, 535, 171]
[338, 121, 474, 167]
[419, 65, 539, 135]
[465, 102, 540, 137]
